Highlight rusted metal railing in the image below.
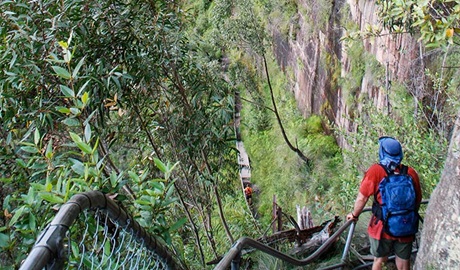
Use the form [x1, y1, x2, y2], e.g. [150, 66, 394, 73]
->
[19, 191, 182, 270]
[216, 200, 429, 270]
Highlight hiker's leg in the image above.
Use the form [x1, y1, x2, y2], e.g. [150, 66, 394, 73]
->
[393, 240, 412, 270]
[369, 237, 391, 270]
[395, 256, 410, 270]
[372, 257, 388, 270]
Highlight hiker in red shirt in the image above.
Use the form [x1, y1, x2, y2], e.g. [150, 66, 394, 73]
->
[346, 136, 422, 270]
[244, 184, 253, 205]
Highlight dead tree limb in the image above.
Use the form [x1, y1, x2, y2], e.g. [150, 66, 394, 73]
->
[262, 54, 311, 165]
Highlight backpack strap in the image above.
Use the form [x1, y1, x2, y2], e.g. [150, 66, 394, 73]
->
[374, 164, 392, 198]
[400, 165, 408, 175]
[372, 164, 387, 223]
[379, 163, 395, 175]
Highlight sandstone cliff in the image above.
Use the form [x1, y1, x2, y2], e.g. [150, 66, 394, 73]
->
[272, 0, 422, 147]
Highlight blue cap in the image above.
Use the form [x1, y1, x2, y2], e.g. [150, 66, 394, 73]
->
[379, 136, 403, 170]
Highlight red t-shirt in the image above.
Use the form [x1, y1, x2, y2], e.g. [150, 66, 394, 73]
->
[359, 164, 422, 241]
[244, 187, 252, 196]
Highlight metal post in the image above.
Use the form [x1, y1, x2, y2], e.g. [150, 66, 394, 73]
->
[19, 224, 68, 270]
[341, 221, 356, 262]
[277, 206, 283, 232]
[272, 195, 277, 233]
[231, 251, 241, 270]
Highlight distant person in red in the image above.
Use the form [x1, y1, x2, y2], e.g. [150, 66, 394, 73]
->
[244, 184, 253, 205]
[347, 137, 422, 270]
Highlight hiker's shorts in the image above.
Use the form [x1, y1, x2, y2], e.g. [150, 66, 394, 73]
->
[369, 237, 412, 260]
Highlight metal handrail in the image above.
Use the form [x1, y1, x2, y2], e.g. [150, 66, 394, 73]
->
[214, 219, 355, 269]
[19, 190, 183, 270]
[215, 199, 429, 270]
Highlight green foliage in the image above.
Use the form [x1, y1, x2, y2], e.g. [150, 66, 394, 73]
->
[304, 116, 340, 159]
[421, 52, 460, 134]
[1, 0, 237, 268]
[242, 58, 342, 225]
[130, 159, 185, 245]
[339, 32, 387, 125]
[212, 194, 262, 256]
[297, 0, 333, 37]
[210, 0, 269, 55]
[376, 0, 460, 47]
[340, 39, 366, 108]
[0, 41, 183, 266]
[265, 0, 298, 38]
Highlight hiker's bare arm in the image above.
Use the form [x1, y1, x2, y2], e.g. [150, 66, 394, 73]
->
[347, 192, 369, 220]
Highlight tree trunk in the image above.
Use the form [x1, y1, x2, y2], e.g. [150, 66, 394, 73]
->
[415, 111, 460, 269]
[214, 184, 234, 243]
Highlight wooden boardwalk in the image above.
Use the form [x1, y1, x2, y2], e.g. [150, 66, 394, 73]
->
[234, 91, 254, 210]
[237, 141, 251, 181]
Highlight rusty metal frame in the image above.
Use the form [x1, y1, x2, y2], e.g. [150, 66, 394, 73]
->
[19, 190, 182, 270]
[215, 200, 429, 270]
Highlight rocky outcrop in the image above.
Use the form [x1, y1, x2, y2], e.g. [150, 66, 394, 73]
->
[346, 0, 420, 79]
[272, 0, 422, 147]
[415, 111, 460, 269]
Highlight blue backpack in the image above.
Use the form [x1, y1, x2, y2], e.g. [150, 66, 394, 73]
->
[372, 165, 419, 237]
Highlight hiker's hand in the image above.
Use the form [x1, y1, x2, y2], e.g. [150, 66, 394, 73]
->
[346, 212, 358, 221]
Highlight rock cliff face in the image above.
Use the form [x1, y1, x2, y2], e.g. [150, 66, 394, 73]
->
[272, 0, 421, 147]
[414, 111, 460, 269]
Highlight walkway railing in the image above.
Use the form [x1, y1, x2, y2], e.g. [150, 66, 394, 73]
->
[19, 189, 427, 270]
[19, 191, 183, 270]
[215, 200, 429, 270]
